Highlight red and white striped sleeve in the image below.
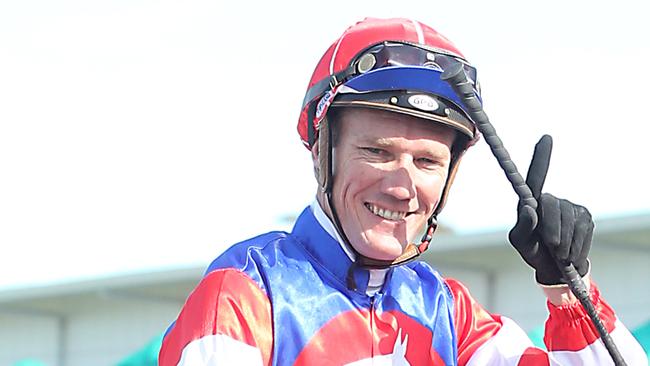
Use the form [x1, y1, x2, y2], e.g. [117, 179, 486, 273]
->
[159, 269, 273, 366]
[544, 284, 647, 365]
[445, 278, 647, 366]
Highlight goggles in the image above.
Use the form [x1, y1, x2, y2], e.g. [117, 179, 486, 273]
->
[302, 41, 481, 112]
[355, 41, 480, 93]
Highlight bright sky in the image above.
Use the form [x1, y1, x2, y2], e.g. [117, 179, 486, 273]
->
[1, 0, 649, 289]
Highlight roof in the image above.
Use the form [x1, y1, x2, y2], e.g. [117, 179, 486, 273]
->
[1, 211, 649, 314]
[0, 265, 203, 317]
[422, 211, 650, 271]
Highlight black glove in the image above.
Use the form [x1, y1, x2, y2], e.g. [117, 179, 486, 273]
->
[508, 135, 594, 285]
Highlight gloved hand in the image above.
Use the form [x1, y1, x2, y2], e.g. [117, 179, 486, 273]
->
[508, 135, 594, 286]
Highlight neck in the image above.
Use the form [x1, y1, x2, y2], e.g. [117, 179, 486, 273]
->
[311, 199, 356, 262]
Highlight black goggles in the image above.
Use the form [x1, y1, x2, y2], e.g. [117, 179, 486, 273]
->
[302, 41, 480, 109]
[355, 41, 479, 90]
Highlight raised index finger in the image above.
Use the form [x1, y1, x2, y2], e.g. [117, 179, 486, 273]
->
[526, 134, 553, 199]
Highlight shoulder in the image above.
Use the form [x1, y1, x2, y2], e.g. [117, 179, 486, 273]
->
[160, 231, 294, 365]
[160, 267, 273, 366]
[204, 230, 304, 291]
[401, 260, 447, 286]
[207, 231, 291, 271]
[390, 261, 454, 303]
[185, 268, 271, 315]
[395, 262, 477, 301]
[443, 277, 472, 301]
[442, 277, 491, 320]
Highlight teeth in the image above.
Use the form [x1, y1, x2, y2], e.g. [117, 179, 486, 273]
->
[366, 203, 406, 221]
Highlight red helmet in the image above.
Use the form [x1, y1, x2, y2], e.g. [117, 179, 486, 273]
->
[298, 17, 481, 151]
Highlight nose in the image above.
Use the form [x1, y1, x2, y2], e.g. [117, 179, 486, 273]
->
[380, 161, 417, 201]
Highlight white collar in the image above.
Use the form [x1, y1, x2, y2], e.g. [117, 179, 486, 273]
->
[309, 200, 388, 294]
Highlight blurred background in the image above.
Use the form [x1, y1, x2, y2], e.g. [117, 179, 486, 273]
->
[1, 0, 649, 364]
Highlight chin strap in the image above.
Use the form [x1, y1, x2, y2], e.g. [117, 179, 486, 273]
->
[355, 216, 437, 269]
[343, 218, 437, 291]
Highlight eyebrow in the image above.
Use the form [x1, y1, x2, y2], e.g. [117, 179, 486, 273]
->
[357, 136, 397, 150]
[361, 136, 450, 160]
[371, 137, 393, 147]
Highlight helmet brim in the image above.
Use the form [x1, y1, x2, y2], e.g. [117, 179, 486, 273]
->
[330, 66, 478, 140]
[331, 95, 475, 140]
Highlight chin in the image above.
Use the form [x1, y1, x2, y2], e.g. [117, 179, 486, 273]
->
[358, 238, 406, 261]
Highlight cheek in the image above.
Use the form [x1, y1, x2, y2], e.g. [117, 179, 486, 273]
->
[336, 163, 379, 198]
[419, 175, 448, 210]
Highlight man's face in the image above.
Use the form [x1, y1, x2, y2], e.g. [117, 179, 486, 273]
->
[316, 108, 455, 261]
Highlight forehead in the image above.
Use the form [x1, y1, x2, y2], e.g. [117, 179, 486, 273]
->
[334, 107, 457, 145]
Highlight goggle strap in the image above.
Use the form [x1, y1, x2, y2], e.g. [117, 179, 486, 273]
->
[302, 66, 355, 110]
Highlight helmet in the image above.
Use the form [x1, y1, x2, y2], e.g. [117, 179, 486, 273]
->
[298, 17, 480, 147]
[298, 18, 482, 270]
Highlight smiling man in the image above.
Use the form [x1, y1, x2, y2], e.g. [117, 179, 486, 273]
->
[320, 108, 456, 262]
[159, 18, 647, 365]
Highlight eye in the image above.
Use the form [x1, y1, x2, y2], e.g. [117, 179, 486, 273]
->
[416, 156, 445, 170]
[359, 146, 391, 161]
[363, 147, 385, 155]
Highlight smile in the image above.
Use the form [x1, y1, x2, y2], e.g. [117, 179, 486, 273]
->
[365, 203, 408, 221]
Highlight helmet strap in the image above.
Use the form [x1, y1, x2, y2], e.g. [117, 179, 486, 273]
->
[316, 117, 333, 194]
[434, 138, 469, 216]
